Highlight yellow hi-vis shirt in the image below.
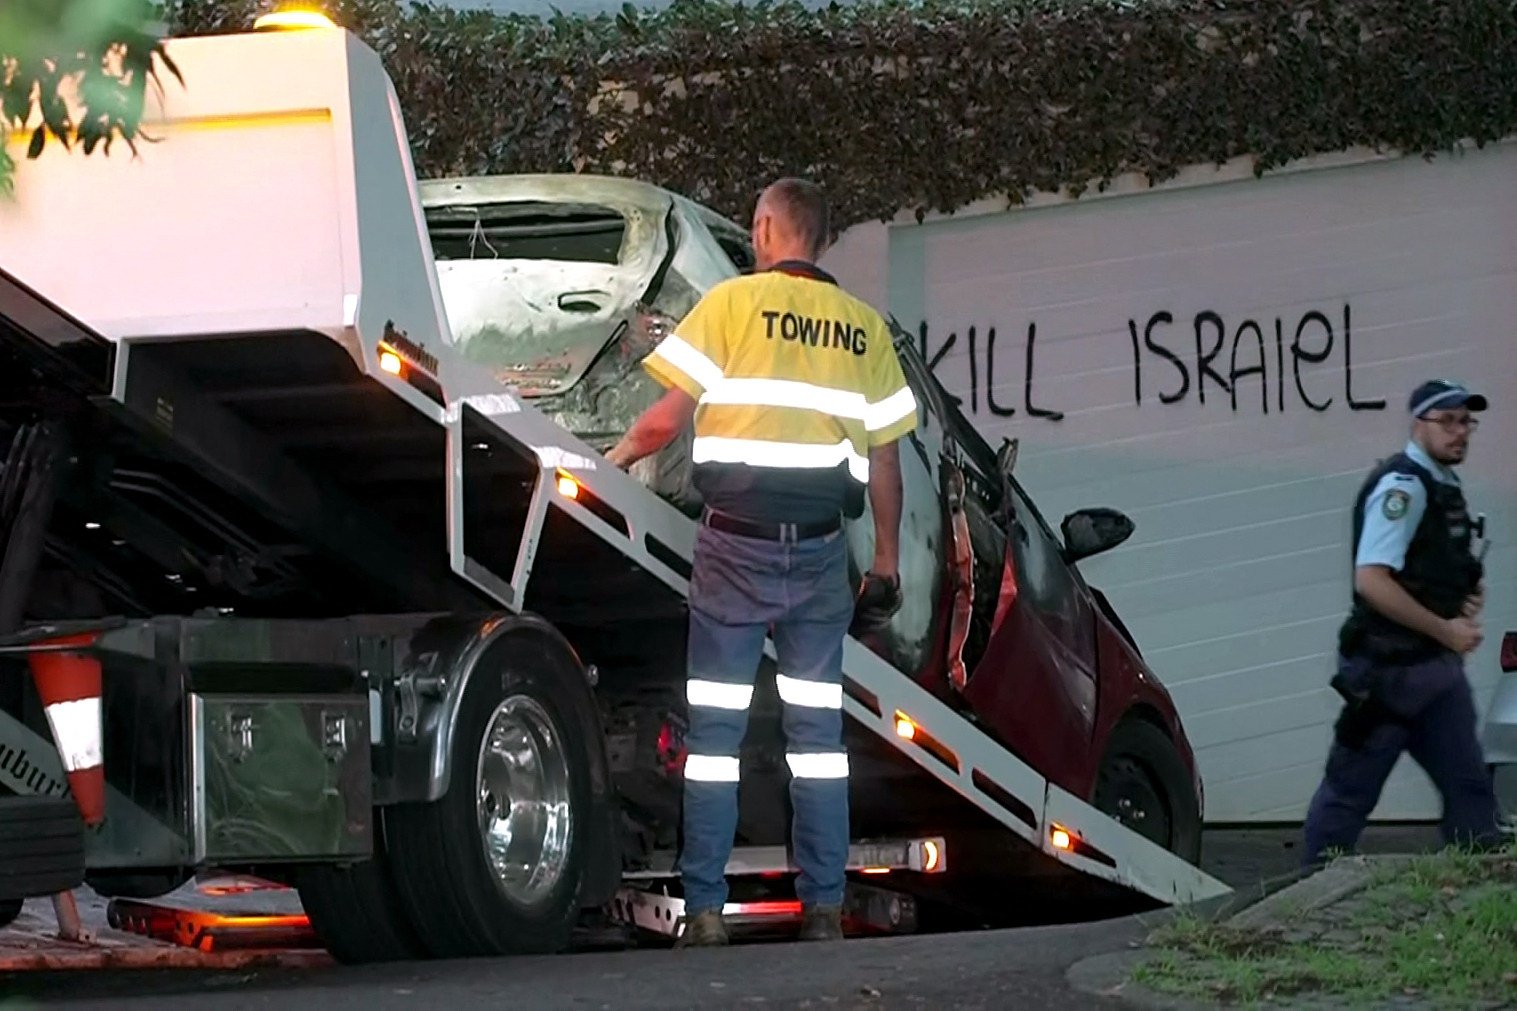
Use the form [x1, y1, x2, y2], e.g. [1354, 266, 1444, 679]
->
[642, 262, 919, 522]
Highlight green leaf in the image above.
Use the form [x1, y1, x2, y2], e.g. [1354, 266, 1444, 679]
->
[26, 125, 44, 158]
[122, 0, 1517, 231]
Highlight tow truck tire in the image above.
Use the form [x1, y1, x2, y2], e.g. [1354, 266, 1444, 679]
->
[293, 835, 428, 964]
[1092, 718, 1202, 865]
[386, 628, 595, 958]
[0, 796, 85, 901]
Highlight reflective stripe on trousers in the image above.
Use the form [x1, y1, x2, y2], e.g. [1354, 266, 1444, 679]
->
[679, 521, 854, 914]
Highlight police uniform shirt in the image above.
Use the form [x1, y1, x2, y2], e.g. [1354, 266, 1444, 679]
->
[1355, 440, 1460, 570]
[642, 263, 919, 524]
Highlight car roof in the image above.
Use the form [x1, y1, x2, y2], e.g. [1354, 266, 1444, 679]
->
[418, 173, 743, 231]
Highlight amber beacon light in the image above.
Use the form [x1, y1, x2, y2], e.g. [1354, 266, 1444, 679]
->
[253, 8, 338, 31]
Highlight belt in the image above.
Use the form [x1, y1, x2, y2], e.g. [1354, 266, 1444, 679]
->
[701, 508, 841, 543]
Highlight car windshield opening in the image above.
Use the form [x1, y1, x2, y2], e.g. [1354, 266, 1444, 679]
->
[426, 202, 627, 263]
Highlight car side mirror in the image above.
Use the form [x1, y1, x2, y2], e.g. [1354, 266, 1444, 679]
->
[1060, 507, 1135, 563]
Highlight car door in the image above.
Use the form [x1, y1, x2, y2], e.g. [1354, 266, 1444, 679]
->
[961, 476, 1100, 788]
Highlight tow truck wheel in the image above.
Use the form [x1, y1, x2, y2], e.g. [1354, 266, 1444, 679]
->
[0, 796, 85, 902]
[293, 837, 428, 964]
[1091, 718, 1202, 865]
[387, 632, 593, 958]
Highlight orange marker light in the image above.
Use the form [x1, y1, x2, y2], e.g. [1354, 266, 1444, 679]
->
[923, 839, 941, 872]
[861, 867, 890, 875]
[379, 350, 403, 375]
[1051, 827, 1072, 851]
[894, 713, 916, 740]
[556, 473, 580, 499]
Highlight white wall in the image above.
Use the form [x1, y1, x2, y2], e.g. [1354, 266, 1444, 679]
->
[822, 142, 1517, 822]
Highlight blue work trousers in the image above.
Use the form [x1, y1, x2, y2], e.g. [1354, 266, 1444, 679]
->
[1302, 650, 1502, 867]
[680, 521, 854, 914]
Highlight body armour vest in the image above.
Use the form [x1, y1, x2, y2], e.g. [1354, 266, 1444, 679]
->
[1338, 452, 1483, 661]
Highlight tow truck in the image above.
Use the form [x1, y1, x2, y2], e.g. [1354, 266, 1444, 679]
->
[0, 15, 1229, 964]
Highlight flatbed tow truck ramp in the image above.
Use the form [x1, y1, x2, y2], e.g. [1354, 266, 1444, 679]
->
[0, 16, 1228, 964]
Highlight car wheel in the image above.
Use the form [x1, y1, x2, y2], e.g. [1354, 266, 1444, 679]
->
[385, 633, 594, 958]
[1091, 719, 1202, 865]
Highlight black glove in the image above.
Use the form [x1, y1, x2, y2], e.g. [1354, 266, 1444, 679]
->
[851, 572, 902, 635]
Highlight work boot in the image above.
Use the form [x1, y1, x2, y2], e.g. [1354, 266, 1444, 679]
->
[678, 909, 729, 947]
[798, 903, 844, 942]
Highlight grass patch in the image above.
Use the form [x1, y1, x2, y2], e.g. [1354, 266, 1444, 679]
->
[1135, 843, 1517, 1008]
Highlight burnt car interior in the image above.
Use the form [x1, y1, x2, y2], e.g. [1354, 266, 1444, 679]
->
[425, 201, 629, 264]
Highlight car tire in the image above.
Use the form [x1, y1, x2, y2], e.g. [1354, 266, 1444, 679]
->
[385, 631, 595, 958]
[0, 897, 21, 929]
[0, 796, 85, 901]
[293, 831, 429, 965]
[1091, 718, 1202, 865]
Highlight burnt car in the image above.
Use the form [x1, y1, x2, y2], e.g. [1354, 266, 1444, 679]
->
[420, 173, 754, 515]
[419, 174, 1204, 874]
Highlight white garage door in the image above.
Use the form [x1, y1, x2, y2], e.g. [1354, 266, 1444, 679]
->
[829, 143, 1517, 822]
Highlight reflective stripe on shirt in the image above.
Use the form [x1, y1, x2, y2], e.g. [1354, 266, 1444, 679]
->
[640, 271, 919, 491]
[692, 435, 870, 483]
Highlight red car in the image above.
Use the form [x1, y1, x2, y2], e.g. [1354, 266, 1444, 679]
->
[714, 324, 1204, 918]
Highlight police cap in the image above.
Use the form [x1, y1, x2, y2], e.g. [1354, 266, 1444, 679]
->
[1408, 379, 1488, 418]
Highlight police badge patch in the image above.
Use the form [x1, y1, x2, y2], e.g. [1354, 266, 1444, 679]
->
[1383, 489, 1411, 520]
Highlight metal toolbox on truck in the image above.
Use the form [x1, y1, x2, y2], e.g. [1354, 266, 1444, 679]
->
[0, 617, 375, 868]
[190, 692, 370, 862]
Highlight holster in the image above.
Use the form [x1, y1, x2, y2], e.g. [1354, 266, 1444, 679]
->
[1329, 669, 1406, 750]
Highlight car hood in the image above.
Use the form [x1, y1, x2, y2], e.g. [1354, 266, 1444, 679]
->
[419, 175, 676, 397]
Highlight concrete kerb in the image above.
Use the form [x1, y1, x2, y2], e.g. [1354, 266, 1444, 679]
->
[1065, 858, 1396, 1008]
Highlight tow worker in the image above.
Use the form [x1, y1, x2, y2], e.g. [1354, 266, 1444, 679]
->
[1301, 379, 1504, 866]
[606, 178, 917, 945]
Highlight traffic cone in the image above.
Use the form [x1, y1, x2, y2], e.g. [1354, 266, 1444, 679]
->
[27, 632, 106, 826]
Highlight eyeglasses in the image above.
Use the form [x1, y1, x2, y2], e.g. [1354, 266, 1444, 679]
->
[1418, 413, 1479, 433]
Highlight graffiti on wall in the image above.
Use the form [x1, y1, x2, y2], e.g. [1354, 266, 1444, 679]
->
[916, 302, 1387, 421]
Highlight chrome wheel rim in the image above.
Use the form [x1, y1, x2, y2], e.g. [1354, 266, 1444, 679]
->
[475, 694, 574, 907]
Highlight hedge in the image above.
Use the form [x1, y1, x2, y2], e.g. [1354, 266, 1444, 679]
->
[156, 0, 1517, 232]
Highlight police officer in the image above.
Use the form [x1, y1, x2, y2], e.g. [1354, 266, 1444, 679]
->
[606, 178, 917, 945]
[1301, 379, 1504, 867]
